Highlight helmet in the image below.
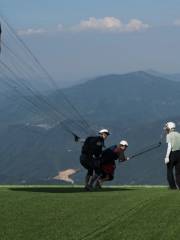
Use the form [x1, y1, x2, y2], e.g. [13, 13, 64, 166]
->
[164, 122, 176, 130]
[120, 140, 128, 147]
[99, 129, 110, 135]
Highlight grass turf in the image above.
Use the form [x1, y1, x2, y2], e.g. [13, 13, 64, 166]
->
[0, 186, 180, 240]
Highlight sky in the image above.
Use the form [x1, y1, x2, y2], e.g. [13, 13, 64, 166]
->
[1, 0, 180, 85]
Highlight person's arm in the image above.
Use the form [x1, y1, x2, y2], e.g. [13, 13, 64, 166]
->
[118, 152, 128, 162]
[165, 142, 172, 164]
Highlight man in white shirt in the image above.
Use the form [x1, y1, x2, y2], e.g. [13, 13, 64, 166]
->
[164, 121, 180, 189]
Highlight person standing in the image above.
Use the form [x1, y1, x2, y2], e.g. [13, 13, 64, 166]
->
[79, 129, 110, 190]
[164, 122, 180, 189]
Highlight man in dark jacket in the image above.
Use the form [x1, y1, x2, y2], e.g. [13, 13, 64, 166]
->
[95, 140, 129, 188]
[80, 129, 110, 190]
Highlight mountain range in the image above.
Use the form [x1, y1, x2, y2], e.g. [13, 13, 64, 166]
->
[0, 70, 180, 184]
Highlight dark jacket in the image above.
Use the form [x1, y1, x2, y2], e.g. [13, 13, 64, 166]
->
[101, 145, 126, 165]
[81, 136, 104, 157]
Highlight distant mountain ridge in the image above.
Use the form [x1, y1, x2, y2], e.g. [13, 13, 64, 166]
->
[61, 71, 180, 124]
[146, 69, 180, 82]
[0, 71, 180, 184]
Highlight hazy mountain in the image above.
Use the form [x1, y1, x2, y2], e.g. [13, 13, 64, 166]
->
[61, 71, 180, 124]
[166, 73, 180, 82]
[0, 71, 180, 184]
[146, 69, 180, 82]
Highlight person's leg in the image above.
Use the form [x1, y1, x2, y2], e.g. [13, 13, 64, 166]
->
[97, 174, 114, 187]
[88, 158, 102, 188]
[174, 151, 180, 189]
[167, 153, 177, 189]
[94, 172, 105, 188]
[95, 174, 110, 188]
[80, 154, 93, 189]
[85, 168, 94, 188]
[94, 163, 115, 188]
[175, 162, 180, 189]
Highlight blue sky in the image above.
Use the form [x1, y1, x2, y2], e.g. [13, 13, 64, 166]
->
[1, 0, 180, 85]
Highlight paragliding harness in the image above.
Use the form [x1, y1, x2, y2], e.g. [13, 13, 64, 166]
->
[81, 136, 104, 158]
[80, 136, 105, 174]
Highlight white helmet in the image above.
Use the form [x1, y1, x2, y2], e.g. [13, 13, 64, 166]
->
[99, 129, 110, 135]
[120, 140, 128, 147]
[164, 122, 176, 130]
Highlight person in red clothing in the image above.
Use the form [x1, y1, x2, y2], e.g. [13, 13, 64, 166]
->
[95, 140, 129, 188]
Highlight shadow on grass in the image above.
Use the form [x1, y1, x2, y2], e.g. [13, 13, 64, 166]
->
[9, 187, 136, 194]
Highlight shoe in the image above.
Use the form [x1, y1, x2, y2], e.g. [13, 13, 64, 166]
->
[84, 185, 92, 191]
[168, 187, 177, 190]
[95, 180, 102, 189]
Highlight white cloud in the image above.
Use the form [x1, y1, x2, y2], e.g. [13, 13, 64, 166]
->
[173, 19, 180, 26]
[72, 17, 150, 32]
[125, 19, 150, 32]
[75, 17, 123, 31]
[17, 18, 150, 37]
[17, 28, 47, 36]
[17, 24, 64, 36]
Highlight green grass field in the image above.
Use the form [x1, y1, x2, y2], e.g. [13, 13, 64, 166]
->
[0, 185, 180, 240]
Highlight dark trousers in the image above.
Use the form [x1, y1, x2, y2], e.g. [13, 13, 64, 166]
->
[167, 150, 180, 189]
[80, 154, 101, 187]
[80, 154, 94, 176]
[80, 154, 101, 176]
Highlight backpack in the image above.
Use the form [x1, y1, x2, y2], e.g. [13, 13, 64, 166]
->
[81, 136, 104, 157]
